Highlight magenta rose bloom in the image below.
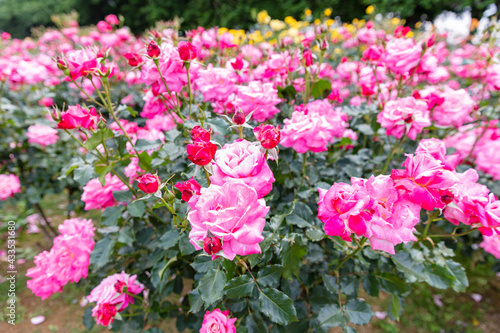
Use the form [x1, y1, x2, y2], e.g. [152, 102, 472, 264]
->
[64, 49, 100, 79]
[57, 104, 100, 130]
[26, 124, 58, 147]
[415, 138, 459, 170]
[200, 309, 237, 333]
[377, 97, 431, 140]
[211, 140, 275, 198]
[391, 153, 459, 211]
[187, 180, 269, 260]
[480, 233, 500, 259]
[178, 41, 197, 61]
[187, 139, 218, 166]
[137, 173, 161, 194]
[432, 87, 475, 128]
[0, 174, 21, 201]
[96, 303, 117, 326]
[253, 124, 281, 149]
[233, 81, 282, 122]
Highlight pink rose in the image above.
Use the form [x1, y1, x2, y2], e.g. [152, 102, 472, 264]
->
[188, 181, 269, 260]
[65, 49, 100, 79]
[178, 41, 197, 61]
[81, 174, 128, 210]
[57, 105, 100, 130]
[480, 233, 500, 259]
[432, 87, 475, 128]
[253, 124, 281, 149]
[391, 154, 459, 211]
[415, 138, 459, 170]
[211, 140, 275, 198]
[174, 177, 202, 202]
[195, 64, 237, 102]
[26, 124, 58, 147]
[382, 38, 422, 75]
[187, 140, 217, 166]
[377, 97, 430, 140]
[0, 174, 21, 201]
[233, 81, 281, 122]
[200, 309, 237, 333]
[137, 173, 161, 194]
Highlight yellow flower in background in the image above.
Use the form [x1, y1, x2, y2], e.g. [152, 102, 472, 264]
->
[324, 8, 332, 17]
[314, 19, 321, 25]
[284, 16, 297, 26]
[353, 18, 359, 25]
[264, 31, 273, 39]
[304, 9, 312, 16]
[218, 27, 228, 34]
[326, 19, 334, 27]
[270, 19, 286, 31]
[415, 21, 422, 29]
[366, 5, 374, 14]
[391, 17, 400, 25]
[406, 31, 414, 38]
[334, 48, 342, 54]
[312, 45, 320, 52]
[248, 30, 263, 44]
[229, 29, 246, 44]
[257, 10, 271, 24]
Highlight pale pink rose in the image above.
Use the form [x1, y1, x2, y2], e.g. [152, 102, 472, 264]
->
[65, 49, 100, 79]
[145, 113, 178, 132]
[26, 124, 58, 147]
[211, 140, 275, 198]
[281, 101, 348, 153]
[382, 38, 422, 75]
[475, 140, 500, 181]
[81, 174, 128, 210]
[187, 181, 269, 260]
[0, 174, 21, 200]
[87, 272, 144, 325]
[391, 153, 459, 211]
[480, 233, 500, 259]
[432, 87, 475, 128]
[233, 81, 281, 122]
[38, 97, 54, 107]
[195, 64, 237, 102]
[58, 217, 95, 239]
[141, 90, 179, 118]
[377, 97, 430, 140]
[415, 138, 459, 170]
[200, 309, 237, 333]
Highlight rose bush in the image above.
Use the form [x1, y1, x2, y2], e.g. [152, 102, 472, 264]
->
[0, 6, 500, 333]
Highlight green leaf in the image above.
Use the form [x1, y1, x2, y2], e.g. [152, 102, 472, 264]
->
[159, 229, 181, 250]
[127, 200, 145, 217]
[445, 259, 469, 292]
[322, 274, 338, 295]
[113, 190, 133, 203]
[246, 311, 268, 333]
[378, 273, 409, 295]
[391, 252, 426, 281]
[191, 256, 216, 273]
[311, 79, 332, 99]
[224, 275, 255, 298]
[97, 164, 114, 186]
[388, 294, 402, 321]
[277, 85, 297, 101]
[306, 228, 324, 241]
[256, 265, 284, 287]
[317, 304, 343, 328]
[73, 164, 94, 186]
[280, 240, 307, 280]
[83, 307, 94, 330]
[188, 288, 203, 313]
[361, 274, 380, 297]
[101, 206, 124, 226]
[344, 299, 373, 325]
[90, 237, 116, 271]
[424, 263, 455, 289]
[259, 288, 298, 325]
[286, 201, 314, 228]
[84, 128, 114, 151]
[340, 276, 358, 296]
[199, 268, 227, 306]
[134, 139, 163, 151]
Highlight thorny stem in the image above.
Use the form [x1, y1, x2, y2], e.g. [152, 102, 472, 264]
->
[428, 229, 476, 239]
[237, 257, 262, 293]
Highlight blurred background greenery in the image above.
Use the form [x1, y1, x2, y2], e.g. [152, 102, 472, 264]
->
[0, 0, 495, 38]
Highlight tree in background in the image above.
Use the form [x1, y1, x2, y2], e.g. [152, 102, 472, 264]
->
[0, 0, 495, 37]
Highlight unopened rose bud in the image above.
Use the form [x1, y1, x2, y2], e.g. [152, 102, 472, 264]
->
[124, 52, 144, 67]
[303, 49, 313, 67]
[178, 41, 197, 61]
[164, 190, 175, 203]
[191, 126, 211, 142]
[137, 173, 161, 194]
[253, 124, 281, 149]
[427, 34, 436, 48]
[232, 110, 246, 125]
[174, 177, 201, 202]
[204, 236, 222, 255]
[147, 41, 161, 58]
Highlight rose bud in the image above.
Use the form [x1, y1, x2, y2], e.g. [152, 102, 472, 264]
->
[123, 52, 143, 67]
[204, 236, 222, 255]
[137, 173, 161, 194]
[191, 125, 211, 142]
[230, 55, 244, 70]
[232, 109, 246, 125]
[174, 177, 201, 202]
[178, 41, 197, 61]
[186, 140, 217, 166]
[253, 124, 281, 149]
[114, 280, 126, 293]
[303, 49, 313, 66]
[427, 34, 436, 48]
[147, 40, 161, 58]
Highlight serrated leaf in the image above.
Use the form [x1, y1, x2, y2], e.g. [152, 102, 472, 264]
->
[445, 259, 469, 292]
[113, 190, 133, 203]
[311, 79, 332, 99]
[391, 252, 426, 281]
[259, 288, 298, 325]
[306, 228, 324, 241]
[101, 206, 124, 226]
[280, 241, 307, 280]
[73, 164, 94, 186]
[256, 265, 284, 287]
[378, 273, 409, 295]
[83, 307, 94, 330]
[90, 237, 116, 271]
[127, 200, 145, 217]
[317, 304, 343, 328]
[134, 139, 163, 151]
[424, 263, 455, 289]
[159, 229, 181, 250]
[188, 288, 203, 313]
[322, 274, 338, 295]
[246, 311, 268, 333]
[388, 294, 402, 321]
[224, 275, 255, 297]
[344, 299, 373, 325]
[199, 268, 227, 306]
[191, 256, 216, 273]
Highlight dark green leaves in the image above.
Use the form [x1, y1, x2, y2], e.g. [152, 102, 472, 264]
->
[90, 237, 116, 271]
[344, 299, 373, 325]
[318, 304, 343, 328]
[199, 268, 227, 306]
[311, 79, 332, 99]
[256, 265, 284, 287]
[159, 229, 181, 250]
[134, 139, 163, 151]
[259, 288, 298, 325]
[224, 275, 255, 298]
